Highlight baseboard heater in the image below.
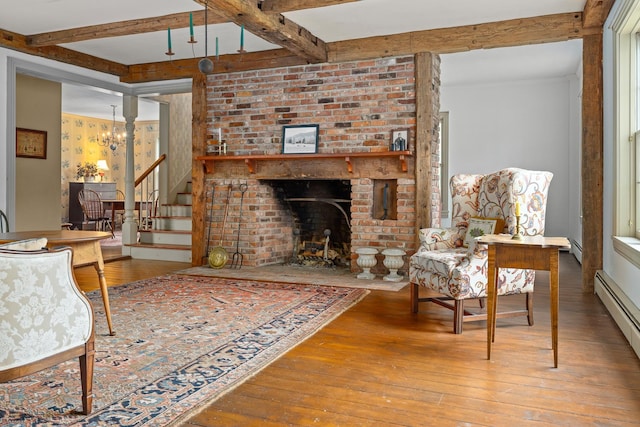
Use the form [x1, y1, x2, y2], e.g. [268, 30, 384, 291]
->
[570, 239, 582, 264]
[594, 270, 640, 359]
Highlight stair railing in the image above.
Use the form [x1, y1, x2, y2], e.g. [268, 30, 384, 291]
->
[135, 154, 166, 230]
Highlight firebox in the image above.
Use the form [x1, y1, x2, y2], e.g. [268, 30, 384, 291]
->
[260, 179, 351, 267]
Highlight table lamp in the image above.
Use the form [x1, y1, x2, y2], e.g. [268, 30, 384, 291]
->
[96, 160, 109, 182]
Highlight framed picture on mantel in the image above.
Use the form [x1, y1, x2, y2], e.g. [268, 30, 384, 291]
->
[282, 124, 319, 154]
[16, 128, 47, 159]
[390, 129, 409, 152]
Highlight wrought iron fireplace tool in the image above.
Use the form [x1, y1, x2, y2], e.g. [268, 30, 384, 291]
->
[203, 186, 215, 265]
[231, 183, 248, 268]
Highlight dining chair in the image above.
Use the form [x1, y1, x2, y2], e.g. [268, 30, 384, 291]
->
[0, 209, 8, 232]
[115, 189, 126, 229]
[78, 189, 114, 236]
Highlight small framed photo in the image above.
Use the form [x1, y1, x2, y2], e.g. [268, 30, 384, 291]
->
[16, 128, 47, 159]
[390, 129, 409, 152]
[282, 124, 319, 154]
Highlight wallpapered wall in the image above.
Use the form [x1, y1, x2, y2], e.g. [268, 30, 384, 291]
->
[154, 93, 192, 194]
[60, 113, 159, 221]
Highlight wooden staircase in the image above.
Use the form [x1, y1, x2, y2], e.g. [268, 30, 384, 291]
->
[126, 182, 192, 263]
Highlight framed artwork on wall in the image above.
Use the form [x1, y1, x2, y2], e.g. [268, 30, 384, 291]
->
[16, 128, 47, 159]
[390, 129, 409, 152]
[282, 124, 319, 154]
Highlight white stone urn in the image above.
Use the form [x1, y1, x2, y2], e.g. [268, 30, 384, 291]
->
[355, 247, 379, 280]
[381, 248, 406, 282]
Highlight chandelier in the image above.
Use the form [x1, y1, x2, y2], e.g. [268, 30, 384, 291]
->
[97, 104, 126, 151]
[165, 0, 246, 74]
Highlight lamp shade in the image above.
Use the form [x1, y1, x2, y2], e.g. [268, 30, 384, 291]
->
[96, 160, 109, 171]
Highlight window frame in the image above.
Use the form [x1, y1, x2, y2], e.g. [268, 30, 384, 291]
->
[612, 0, 640, 266]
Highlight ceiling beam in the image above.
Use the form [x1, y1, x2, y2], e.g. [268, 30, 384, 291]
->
[259, 0, 358, 12]
[0, 28, 129, 76]
[121, 48, 307, 83]
[328, 13, 589, 63]
[26, 11, 227, 47]
[582, 0, 615, 29]
[1, 10, 599, 83]
[26, 0, 351, 47]
[192, 0, 327, 63]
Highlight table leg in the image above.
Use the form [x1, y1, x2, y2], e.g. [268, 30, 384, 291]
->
[486, 246, 497, 360]
[549, 249, 559, 368]
[92, 242, 115, 336]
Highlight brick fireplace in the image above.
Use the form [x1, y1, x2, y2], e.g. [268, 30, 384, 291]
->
[206, 173, 417, 272]
[200, 55, 441, 272]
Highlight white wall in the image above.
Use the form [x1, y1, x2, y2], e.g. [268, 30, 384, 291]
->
[440, 76, 578, 238]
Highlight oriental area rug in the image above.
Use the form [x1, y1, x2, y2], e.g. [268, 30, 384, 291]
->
[0, 275, 368, 426]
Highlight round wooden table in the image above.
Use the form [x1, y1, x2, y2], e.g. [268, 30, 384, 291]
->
[0, 230, 115, 336]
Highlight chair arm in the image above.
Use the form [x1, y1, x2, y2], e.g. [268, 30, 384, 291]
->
[418, 227, 464, 250]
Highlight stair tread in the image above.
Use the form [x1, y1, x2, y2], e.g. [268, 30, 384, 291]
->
[126, 242, 191, 250]
[140, 229, 191, 234]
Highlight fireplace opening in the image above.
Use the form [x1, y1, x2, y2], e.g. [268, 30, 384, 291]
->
[261, 179, 351, 268]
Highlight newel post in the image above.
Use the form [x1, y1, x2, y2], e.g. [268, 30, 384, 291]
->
[122, 95, 138, 248]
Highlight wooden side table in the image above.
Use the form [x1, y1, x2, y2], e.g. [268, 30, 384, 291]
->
[478, 234, 571, 367]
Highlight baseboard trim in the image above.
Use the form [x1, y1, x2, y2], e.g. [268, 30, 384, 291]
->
[594, 270, 640, 359]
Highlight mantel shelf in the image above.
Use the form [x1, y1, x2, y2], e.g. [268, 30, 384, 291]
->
[195, 151, 412, 174]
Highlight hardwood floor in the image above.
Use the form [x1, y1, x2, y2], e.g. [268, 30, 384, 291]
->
[73, 252, 640, 426]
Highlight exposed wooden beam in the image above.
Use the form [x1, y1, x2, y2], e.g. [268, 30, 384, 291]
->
[121, 48, 307, 83]
[27, 0, 350, 47]
[259, 0, 358, 12]
[191, 72, 208, 267]
[0, 28, 128, 76]
[192, 0, 327, 63]
[414, 52, 438, 233]
[582, 0, 615, 29]
[27, 11, 226, 47]
[1, 10, 598, 82]
[581, 33, 604, 293]
[329, 13, 588, 62]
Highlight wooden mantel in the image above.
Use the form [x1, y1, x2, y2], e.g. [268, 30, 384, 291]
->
[195, 151, 412, 174]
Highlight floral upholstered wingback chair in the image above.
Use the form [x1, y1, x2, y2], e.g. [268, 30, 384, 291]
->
[409, 168, 553, 334]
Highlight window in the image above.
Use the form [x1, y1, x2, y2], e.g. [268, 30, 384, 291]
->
[636, 33, 640, 238]
[612, 0, 640, 265]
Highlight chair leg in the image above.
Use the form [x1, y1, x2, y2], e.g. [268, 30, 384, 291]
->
[411, 283, 419, 313]
[526, 292, 534, 326]
[453, 300, 463, 334]
[79, 346, 95, 415]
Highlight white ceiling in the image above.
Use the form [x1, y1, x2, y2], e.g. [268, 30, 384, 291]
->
[2, 0, 586, 120]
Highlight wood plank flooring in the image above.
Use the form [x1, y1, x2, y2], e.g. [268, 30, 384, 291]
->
[73, 252, 640, 426]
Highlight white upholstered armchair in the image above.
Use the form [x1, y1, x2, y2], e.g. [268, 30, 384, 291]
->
[0, 243, 96, 415]
[409, 168, 553, 334]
